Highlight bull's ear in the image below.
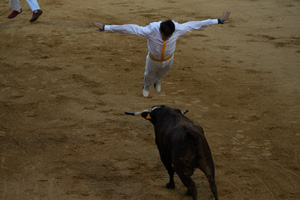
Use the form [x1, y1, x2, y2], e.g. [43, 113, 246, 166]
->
[141, 112, 152, 120]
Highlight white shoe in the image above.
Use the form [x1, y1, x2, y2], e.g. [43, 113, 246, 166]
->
[142, 86, 150, 97]
[154, 80, 161, 92]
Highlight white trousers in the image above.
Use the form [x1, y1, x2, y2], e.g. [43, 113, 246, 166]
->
[143, 54, 174, 87]
[10, 0, 40, 11]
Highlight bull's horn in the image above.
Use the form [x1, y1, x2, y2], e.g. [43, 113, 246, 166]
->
[150, 106, 161, 111]
[182, 109, 189, 114]
[125, 110, 150, 116]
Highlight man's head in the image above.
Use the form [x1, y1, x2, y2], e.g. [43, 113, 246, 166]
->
[160, 20, 175, 41]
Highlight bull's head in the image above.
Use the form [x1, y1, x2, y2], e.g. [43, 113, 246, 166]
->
[125, 105, 164, 123]
[140, 105, 164, 123]
[125, 105, 188, 123]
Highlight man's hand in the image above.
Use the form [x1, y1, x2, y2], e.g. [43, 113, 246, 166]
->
[92, 21, 104, 31]
[219, 11, 231, 24]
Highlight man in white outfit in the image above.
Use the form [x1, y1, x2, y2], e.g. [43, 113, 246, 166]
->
[92, 12, 230, 97]
[8, 0, 43, 22]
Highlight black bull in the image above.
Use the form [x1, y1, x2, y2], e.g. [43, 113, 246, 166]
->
[127, 105, 218, 200]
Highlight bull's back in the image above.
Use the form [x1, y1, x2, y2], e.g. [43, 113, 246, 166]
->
[157, 120, 203, 163]
[154, 108, 209, 162]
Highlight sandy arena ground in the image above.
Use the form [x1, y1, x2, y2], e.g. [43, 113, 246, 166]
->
[1, 0, 300, 199]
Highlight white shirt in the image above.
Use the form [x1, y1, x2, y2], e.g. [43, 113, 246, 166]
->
[105, 19, 218, 60]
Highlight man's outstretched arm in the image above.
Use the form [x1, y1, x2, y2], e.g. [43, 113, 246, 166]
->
[176, 11, 231, 35]
[92, 21, 151, 37]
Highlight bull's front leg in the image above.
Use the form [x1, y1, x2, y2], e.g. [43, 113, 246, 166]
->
[166, 165, 175, 189]
[159, 154, 175, 189]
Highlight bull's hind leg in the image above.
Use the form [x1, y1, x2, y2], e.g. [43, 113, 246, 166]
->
[203, 172, 218, 200]
[176, 172, 197, 200]
[199, 164, 218, 200]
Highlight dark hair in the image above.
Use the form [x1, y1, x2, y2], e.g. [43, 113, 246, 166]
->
[160, 20, 175, 37]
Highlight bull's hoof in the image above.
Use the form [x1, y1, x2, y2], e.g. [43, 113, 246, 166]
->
[166, 182, 175, 189]
[185, 190, 192, 196]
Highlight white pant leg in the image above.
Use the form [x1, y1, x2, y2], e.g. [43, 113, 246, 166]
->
[26, 0, 40, 11]
[156, 56, 174, 81]
[144, 55, 160, 87]
[10, 0, 21, 11]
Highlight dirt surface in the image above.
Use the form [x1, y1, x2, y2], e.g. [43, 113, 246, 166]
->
[1, 0, 300, 199]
